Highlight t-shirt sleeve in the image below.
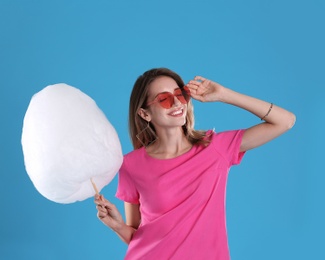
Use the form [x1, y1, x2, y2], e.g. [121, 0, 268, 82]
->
[115, 158, 140, 204]
[213, 129, 246, 166]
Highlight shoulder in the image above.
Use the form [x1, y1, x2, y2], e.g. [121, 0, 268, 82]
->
[209, 129, 245, 147]
[121, 147, 145, 169]
[213, 129, 245, 138]
[124, 147, 144, 159]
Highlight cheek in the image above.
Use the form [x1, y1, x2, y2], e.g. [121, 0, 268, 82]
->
[148, 107, 165, 121]
[150, 111, 171, 127]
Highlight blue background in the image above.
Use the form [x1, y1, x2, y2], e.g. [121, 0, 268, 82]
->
[1, 0, 324, 259]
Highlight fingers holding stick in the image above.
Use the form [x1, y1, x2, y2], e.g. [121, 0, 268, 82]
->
[91, 178, 105, 208]
[91, 178, 104, 202]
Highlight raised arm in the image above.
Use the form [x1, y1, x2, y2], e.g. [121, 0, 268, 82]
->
[187, 76, 296, 152]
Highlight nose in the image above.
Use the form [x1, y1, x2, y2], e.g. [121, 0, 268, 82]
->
[173, 95, 182, 106]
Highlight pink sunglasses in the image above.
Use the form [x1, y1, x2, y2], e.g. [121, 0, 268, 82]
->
[146, 86, 191, 109]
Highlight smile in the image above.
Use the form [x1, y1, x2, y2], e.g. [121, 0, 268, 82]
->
[169, 108, 184, 116]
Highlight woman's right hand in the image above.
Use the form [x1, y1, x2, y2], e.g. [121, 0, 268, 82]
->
[94, 194, 124, 231]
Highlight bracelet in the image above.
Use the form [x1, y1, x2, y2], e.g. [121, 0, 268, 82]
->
[261, 103, 273, 121]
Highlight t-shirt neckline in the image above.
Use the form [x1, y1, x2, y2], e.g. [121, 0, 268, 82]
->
[142, 144, 196, 161]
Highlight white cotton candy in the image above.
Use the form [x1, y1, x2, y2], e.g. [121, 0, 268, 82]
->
[21, 83, 123, 203]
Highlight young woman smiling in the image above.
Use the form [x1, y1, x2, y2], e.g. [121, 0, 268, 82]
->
[95, 68, 295, 259]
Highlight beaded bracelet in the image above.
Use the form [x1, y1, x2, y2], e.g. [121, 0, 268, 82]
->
[261, 103, 273, 121]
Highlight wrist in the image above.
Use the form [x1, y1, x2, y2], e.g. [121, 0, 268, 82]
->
[113, 222, 137, 244]
[217, 86, 232, 103]
[111, 220, 126, 232]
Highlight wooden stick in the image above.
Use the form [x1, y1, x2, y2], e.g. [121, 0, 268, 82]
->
[90, 178, 99, 195]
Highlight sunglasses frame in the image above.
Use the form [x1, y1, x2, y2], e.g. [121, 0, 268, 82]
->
[146, 86, 191, 109]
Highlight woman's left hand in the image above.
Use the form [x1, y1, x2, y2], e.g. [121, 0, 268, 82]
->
[186, 76, 225, 102]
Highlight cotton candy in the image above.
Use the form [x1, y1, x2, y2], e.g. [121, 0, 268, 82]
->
[21, 83, 123, 203]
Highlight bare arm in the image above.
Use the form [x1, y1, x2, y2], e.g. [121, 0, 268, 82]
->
[94, 195, 140, 244]
[125, 202, 141, 229]
[219, 87, 295, 152]
[187, 76, 296, 151]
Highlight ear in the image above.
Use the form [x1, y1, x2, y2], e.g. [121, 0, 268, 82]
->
[137, 108, 151, 122]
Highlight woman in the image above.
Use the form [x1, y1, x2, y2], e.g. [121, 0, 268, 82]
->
[95, 68, 295, 259]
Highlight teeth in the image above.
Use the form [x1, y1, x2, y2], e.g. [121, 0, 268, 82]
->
[171, 109, 183, 116]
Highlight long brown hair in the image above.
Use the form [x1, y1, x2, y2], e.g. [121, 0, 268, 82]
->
[129, 68, 211, 149]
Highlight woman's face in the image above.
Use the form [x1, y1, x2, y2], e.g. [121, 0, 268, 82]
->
[145, 76, 188, 130]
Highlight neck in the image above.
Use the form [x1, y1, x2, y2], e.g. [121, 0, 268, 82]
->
[146, 127, 192, 159]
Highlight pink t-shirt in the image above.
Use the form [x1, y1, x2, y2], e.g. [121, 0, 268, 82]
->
[116, 130, 245, 260]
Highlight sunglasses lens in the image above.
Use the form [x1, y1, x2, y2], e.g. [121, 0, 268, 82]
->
[175, 87, 190, 104]
[181, 86, 191, 102]
[174, 89, 187, 104]
[157, 93, 174, 109]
